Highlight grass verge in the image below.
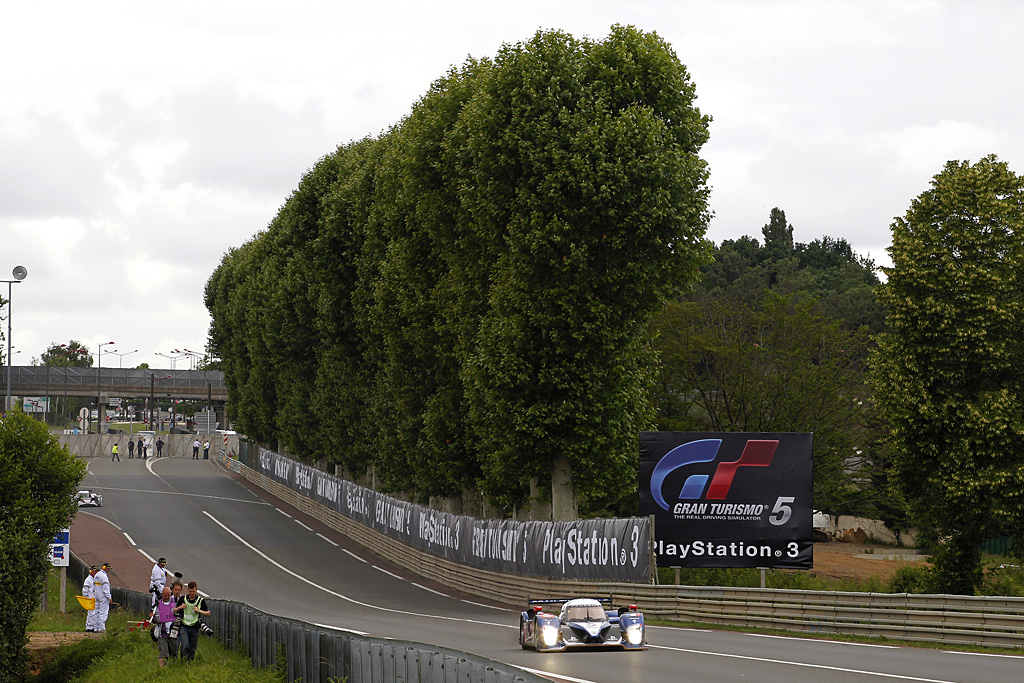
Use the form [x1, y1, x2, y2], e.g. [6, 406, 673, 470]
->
[28, 570, 285, 683]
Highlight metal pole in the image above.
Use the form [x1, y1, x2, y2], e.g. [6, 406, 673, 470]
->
[150, 374, 155, 430]
[5, 281, 12, 413]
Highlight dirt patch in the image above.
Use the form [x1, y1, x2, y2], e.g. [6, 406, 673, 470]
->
[25, 632, 103, 677]
[809, 542, 930, 583]
[27, 631, 102, 651]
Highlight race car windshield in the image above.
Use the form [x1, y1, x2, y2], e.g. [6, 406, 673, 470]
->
[565, 605, 606, 622]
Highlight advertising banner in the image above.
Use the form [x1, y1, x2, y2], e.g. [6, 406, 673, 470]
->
[256, 447, 650, 582]
[639, 432, 812, 569]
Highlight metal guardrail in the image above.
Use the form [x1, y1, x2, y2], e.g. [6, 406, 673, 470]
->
[222, 454, 1024, 650]
[67, 553, 543, 683]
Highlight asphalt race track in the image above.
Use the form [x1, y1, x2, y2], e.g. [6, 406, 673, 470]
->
[78, 456, 1024, 682]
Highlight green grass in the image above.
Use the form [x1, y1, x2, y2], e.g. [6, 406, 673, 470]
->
[30, 570, 287, 683]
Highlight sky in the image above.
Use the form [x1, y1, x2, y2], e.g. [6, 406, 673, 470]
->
[2, 0, 1021, 369]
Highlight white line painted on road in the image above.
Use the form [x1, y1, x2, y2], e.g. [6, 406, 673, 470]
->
[518, 667, 598, 683]
[201, 510, 514, 631]
[372, 565, 404, 580]
[650, 644, 958, 682]
[317, 533, 338, 546]
[138, 549, 156, 563]
[411, 582, 449, 597]
[123, 533, 136, 546]
[294, 519, 313, 531]
[745, 633, 899, 648]
[342, 549, 366, 563]
[93, 486, 270, 505]
[942, 650, 1024, 659]
[277, 509, 293, 518]
[313, 622, 369, 636]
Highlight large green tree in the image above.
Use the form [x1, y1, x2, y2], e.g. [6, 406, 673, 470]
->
[0, 411, 85, 681]
[206, 25, 711, 518]
[872, 155, 1024, 594]
[651, 290, 873, 512]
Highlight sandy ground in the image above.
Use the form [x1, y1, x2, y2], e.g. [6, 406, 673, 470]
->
[809, 542, 929, 582]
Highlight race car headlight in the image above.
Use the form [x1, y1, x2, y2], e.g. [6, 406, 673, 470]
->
[540, 625, 560, 648]
[625, 624, 643, 646]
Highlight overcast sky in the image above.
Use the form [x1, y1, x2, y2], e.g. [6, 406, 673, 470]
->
[2, 1, 1021, 369]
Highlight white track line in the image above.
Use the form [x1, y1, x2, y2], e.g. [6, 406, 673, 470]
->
[317, 533, 338, 546]
[123, 533, 136, 546]
[342, 548, 366, 563]
[201, 510, 512, 631]
[294, 519, 313, 531]
[650, 644, 957, 682]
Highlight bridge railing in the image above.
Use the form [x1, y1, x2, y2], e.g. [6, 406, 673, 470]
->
[4, 366, 226, 398]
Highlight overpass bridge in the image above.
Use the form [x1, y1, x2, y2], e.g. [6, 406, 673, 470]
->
[4, 366, 228, 403]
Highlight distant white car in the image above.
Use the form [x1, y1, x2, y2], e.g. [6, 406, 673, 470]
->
[76, 490, 103, 507]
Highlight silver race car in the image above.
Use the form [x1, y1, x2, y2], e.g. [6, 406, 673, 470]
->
[519, 597, 647, 651]
[76, 490, 103, 507]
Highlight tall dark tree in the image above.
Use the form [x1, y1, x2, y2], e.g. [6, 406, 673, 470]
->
[872, 155, 1024, 594]
[0, 411, 84, 680]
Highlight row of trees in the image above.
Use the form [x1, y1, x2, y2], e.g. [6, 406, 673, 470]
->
[206, 26, 712, 517]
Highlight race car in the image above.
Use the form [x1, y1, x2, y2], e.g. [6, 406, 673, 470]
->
[519, 597, 647, 651]
[76, 490, 103, 507]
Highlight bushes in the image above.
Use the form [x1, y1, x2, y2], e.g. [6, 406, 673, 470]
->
[34, 635, 123, 683]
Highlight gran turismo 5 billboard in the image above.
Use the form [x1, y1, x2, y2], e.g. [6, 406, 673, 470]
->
[639, 432, 812, 569]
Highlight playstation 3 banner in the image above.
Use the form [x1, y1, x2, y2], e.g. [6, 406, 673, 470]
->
[256, 447, 650, 581]
[639, 432, 813, 569]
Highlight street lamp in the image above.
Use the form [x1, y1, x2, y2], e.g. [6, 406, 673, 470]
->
[96, 341, 114, 433]
[3, 265, 27, 414]
[112, 349, 138, 368]
[149, 373, 172, 430]
[156, 351, 186, 370]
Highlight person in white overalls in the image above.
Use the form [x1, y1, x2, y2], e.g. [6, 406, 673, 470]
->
[93, 562, 114, 632]
[82, 566, 98, 631]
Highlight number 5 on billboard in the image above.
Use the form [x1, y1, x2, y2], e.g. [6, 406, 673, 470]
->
[769, 496, 794, 526]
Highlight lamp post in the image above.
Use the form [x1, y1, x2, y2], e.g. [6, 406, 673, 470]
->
[96, 341, 114, 433]
[149, 373, 171, 430]
[112, 349, 138, 368]
[3, 265, 27, 414]
[156, 351, 186, 370]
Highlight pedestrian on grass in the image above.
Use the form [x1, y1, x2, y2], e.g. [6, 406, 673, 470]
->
[149, 557, 172, 608]
[93, 562, 114, 632]
[173, 581, 210, 662]
[151, 586, 176, 668]
[82, 566, 98, 631]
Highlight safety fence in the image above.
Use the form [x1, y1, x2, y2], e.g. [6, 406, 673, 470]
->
[221, 453, 1024, 649]
[67, 554, 544, 683]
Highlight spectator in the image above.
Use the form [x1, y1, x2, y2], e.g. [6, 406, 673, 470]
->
[173, 581, 210, 662]
[151, 586, 176, 668]
[156, 437, 164, 457]
[127, 438, 135, 459]
[192, 438, 200, 459]
[203, 440, 210, 460]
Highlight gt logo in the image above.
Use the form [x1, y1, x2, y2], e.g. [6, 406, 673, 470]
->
[650, 439, 779, 510]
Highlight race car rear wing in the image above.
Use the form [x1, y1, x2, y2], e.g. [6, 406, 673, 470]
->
[527, 596, 614, 606]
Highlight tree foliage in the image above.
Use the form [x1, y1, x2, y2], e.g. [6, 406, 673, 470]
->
[0, 411, 85, 680]
[872, 155, 1024, 594]
[652, 207, 885, 515]
[38, 340, 93, 367]
[205, 26, 711, 517]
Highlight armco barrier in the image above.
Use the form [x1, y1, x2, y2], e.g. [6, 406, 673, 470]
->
[221, 453, 1024, 649]
[68, 553, 544, 683]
